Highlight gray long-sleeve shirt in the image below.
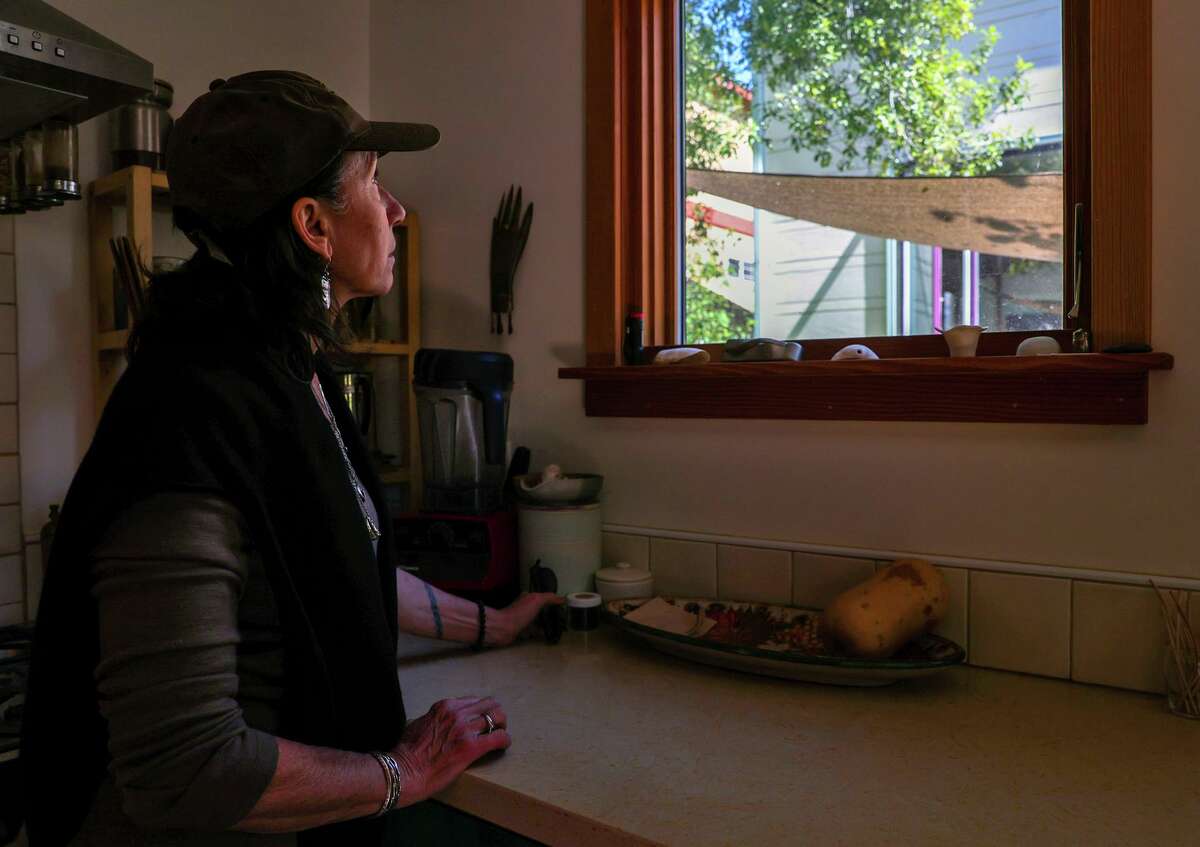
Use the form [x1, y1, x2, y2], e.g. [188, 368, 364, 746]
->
[79, 492, 290, 845]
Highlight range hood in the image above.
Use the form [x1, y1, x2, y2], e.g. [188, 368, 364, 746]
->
[0, 0, 153, 138]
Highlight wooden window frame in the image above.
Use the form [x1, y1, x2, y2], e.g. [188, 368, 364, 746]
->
[567, 0, 1169, 424]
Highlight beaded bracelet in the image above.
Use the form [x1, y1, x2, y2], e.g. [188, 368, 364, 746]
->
[369, 751, 402, 816]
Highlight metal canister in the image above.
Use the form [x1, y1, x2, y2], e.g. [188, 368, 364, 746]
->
[111, 78, 174, 171]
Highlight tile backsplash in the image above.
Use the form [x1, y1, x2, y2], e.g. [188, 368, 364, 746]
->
[649, 538, 717, 598]
[969, 571, 1071, 679]
[1072, 581, 1167, 693]
[605, 529, 1189, 695]
[791, 552, 875, 609]
[0, 217, 22, 625]
[717, 545, 791, 605]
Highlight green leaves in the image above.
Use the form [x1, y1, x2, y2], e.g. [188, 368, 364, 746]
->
[686, 0, 1034, 178]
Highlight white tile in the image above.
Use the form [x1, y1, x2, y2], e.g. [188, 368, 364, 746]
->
[0, 602, 24, 627]
[0, 217, 11, 254]
[0, 355, 14, 403]
[0, 505, 19, 555]
[792, 552, 876, 609]
[932, 566, 969, 655]
[0, 455, 18, 504]
[0, 305, 14, 354]
[602, 532, 650, 569]
[0, 553, 21, 605]
[1072, 581, 1167, 693]
[717, 545, 791, 604]
[649, 537, 717, 598]
[969, 571, 1071, 679]
[0, 404, 16, 454]
[25, 543, 42, 620]
[0, 254, 13, 304]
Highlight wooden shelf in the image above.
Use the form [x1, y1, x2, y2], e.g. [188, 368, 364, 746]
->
[559, 353, 1174, 425]
[378, 467, 412, 485]
[95, 330, 130, 352]
[91, 166, 170, 205]
[98, 333, 411, 357]
[344, 341, 411, 356]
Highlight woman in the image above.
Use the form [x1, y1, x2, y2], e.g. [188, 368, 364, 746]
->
[21, 71, 560, 846]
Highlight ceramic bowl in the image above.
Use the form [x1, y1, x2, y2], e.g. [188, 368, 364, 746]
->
[515, 473, 604, 505]
[941, 325, 987, 357]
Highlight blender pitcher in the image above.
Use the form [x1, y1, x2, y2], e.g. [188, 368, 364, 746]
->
[413, 349, 513, 514]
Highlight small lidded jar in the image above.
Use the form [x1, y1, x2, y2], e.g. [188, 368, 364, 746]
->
[593, 561, 654, 604]
[567, 592, 602, 631]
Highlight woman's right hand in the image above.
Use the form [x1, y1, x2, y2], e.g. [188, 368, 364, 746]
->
[390, 696, 511, 803]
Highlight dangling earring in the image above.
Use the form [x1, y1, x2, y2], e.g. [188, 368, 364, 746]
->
[320, 262, 332, 310]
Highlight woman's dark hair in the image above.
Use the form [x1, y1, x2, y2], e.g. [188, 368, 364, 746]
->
[127, 150, 368, 372]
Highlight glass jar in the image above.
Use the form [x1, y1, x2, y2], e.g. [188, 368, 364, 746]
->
[18, 130, 57, 208]
[0, 138, 18, 213]
[42, 119, 80, 200]
[1165, 652, 1200, 719]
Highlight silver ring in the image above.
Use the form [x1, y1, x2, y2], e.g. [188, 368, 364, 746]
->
[482, 711, 497, 734]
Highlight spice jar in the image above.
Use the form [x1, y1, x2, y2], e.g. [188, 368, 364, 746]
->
[18, 130, 59, 209]
[42, 119, 80, 200]
[0, 138, 21, 214]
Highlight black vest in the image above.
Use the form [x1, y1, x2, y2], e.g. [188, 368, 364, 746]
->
[22, 330, 403, 845]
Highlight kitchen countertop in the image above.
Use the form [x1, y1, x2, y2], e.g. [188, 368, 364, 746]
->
[396, 627, 1200, 846]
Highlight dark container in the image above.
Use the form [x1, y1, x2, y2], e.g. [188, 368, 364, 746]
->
[567, 592, 601, 631]
[623, 308, 644, 365]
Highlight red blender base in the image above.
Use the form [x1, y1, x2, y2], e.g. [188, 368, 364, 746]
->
[393, 509, 519, 606]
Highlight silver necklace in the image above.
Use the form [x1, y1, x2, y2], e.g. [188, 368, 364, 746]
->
[311, 376, 381, 542]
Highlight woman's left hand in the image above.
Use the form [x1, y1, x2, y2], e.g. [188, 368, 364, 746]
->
[492, 593, 564, 646]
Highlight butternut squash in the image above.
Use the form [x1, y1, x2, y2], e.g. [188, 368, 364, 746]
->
[823, 559, 949, 659]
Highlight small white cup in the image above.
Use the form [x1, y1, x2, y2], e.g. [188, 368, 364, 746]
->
[942, 325, 986, 358]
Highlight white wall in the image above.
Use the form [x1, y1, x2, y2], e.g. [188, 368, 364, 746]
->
[370, 0, 1199, 580]
[15, 0, 373, 555]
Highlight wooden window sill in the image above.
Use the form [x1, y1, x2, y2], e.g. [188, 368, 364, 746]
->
[558, 353, 1174, 424]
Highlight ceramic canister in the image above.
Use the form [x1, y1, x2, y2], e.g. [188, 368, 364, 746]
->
[517, 501, 602, 595]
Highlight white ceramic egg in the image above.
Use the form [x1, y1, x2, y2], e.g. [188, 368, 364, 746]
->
[1015, 335, 1062, 356]
[831, 344, 879, 361]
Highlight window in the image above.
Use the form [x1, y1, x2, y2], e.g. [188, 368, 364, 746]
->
[573, 0, 1161, 424]
[682, 0, 1067, 344]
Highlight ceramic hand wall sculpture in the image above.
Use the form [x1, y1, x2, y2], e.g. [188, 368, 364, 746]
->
[490, 185, 533, 334]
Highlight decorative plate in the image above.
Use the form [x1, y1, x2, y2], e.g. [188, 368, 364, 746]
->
[603, 597, 965, 687]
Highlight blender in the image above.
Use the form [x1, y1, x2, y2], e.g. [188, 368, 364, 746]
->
[392, 349, 519, 606]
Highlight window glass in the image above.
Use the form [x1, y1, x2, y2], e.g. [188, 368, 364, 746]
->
[683, 0, 1064, 344]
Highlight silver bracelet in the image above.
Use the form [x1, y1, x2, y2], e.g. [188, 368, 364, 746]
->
[369, 751, 403, 816]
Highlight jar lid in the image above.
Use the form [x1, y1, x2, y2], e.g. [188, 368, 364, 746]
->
[595, 561, 652, 583]
[567, 591, 602, 608]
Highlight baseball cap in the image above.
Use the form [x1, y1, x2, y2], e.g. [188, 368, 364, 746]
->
[166, 70, 439, 231]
